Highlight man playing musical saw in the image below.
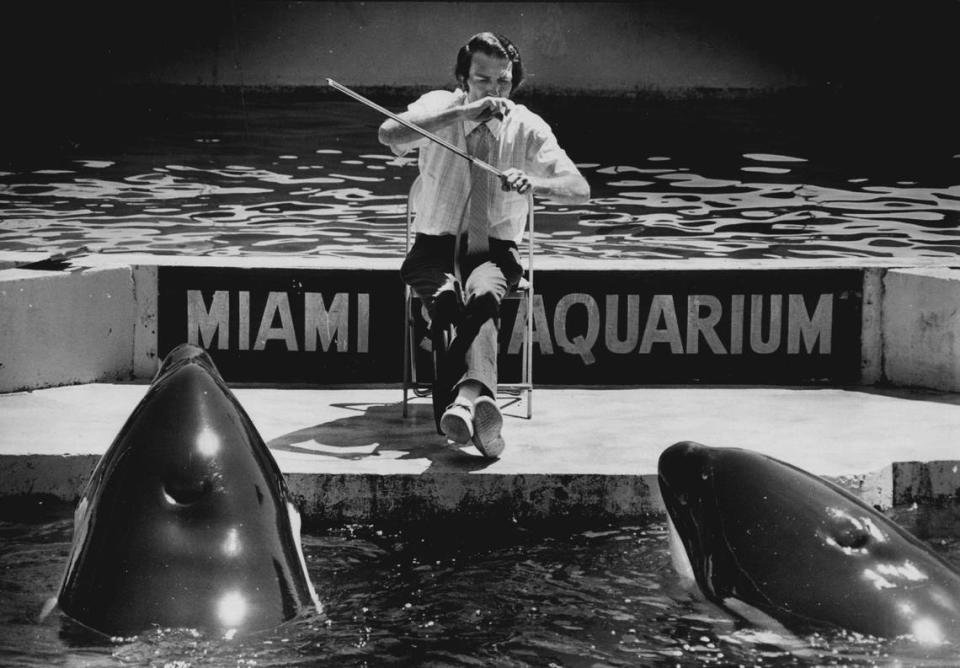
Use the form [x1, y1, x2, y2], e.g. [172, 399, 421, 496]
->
[379, 32, 590, 457]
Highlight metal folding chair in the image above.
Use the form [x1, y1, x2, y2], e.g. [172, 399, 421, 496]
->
[401, 177, 534, 431]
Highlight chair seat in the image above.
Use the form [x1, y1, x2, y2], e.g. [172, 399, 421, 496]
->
[504, 276, 531, 299]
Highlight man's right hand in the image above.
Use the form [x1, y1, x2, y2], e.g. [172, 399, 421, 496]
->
[460, 96, 514, 122]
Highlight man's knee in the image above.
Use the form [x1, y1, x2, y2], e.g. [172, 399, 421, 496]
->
[400, 255, 433, 288]
[464, 261, 508, 302]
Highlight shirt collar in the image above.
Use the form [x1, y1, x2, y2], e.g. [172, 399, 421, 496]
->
[464, 116, 502, 137]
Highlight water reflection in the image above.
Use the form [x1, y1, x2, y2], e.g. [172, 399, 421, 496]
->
[0, 99, 957, 260]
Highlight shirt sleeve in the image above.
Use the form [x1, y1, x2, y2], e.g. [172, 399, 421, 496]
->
[387, 89, 460, 157]
[526, 122, 581, 179]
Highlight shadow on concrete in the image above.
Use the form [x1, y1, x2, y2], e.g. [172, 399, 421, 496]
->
[266, 401, 497, 472]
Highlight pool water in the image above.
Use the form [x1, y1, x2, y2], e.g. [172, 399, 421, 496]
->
[0, 90, 958, 261]
[4, 505, 960, 666]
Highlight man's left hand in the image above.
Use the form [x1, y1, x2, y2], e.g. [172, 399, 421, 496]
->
[500, 168, 532, 194]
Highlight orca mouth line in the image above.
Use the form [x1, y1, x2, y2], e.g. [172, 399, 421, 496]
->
[163, 478, 213, 506]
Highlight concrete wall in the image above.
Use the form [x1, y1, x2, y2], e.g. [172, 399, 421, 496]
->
[137, 2, 802, 93]
[0, 267, 137, 392]
[882, 268, 960, 392]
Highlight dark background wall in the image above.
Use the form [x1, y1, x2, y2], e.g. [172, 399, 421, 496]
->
[3, 1, 957, 161]
[4, 1, 958, 95]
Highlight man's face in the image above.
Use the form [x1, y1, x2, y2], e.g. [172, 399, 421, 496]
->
[463, 52, 513, 102]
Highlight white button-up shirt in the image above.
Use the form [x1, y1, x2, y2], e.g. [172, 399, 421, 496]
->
[389, 88, 581, 243]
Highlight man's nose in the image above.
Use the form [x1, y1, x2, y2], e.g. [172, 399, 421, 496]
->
[479, 82, 504, 97]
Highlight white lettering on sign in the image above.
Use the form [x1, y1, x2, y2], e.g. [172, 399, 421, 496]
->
[508, 294, 553, 355]
[187, 290, 229, 350]
[687, 295, 725, 354]
[788, 293, 832, 354]
[554, 293, 600, 364]
[238, 291, 251, 350]
[255, 292, 298, 351]
[605, 295, 639, 353]
[506, 292, 835, 365]
[304, 292, 348, 352]
[750, 294, 781, 354]
[639, 295, 683, 354]
[186, 290, 370, 353]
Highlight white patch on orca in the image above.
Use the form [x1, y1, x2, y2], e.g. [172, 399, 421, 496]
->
[288, 501, 323, 613]
[722, 598, 794, 635]
[666, 513, 697, 592]
[720, 599, 813, 657]
[37, 596, 59, 624]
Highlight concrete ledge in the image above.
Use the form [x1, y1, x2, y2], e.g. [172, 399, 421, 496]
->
[887, 461, 960, 506]
[0, 455, 659, 524]
[4, 453, 960, 524]
[831, 461, 960, 509]
[0, 251, 49, 270]
[4, 384, 960, 523]
[0, 455, 101, 500]
[288, 473, 658, 525]
[68, 251, 960, 273]
[883, 268, 960, 392]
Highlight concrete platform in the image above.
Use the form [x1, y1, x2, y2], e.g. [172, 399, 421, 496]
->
[3, 383, 960, 524]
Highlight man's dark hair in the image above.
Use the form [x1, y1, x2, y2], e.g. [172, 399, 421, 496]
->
[454, 32, 524, 92]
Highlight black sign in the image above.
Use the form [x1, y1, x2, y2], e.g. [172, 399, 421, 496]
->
[159, 266, 863, 385]
[158, 267, 403, 383]
[494, 269, 863, 384]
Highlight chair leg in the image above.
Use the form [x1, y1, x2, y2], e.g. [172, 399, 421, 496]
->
[524, 292, 534, 419]
[402, 290, 411, 418]
[430, 323, 450, 436]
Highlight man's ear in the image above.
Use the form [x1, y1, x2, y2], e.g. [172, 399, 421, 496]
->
[458, 76, 469, 92]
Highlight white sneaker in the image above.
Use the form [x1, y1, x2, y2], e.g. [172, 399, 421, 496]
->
[440, 400, 473, 445]
[471, 396, 505, 458]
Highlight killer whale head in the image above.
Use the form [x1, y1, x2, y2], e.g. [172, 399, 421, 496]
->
[57, 343, 320, 638]
[658, 441, 960, 644]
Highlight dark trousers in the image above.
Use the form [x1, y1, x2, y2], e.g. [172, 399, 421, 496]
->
[401, 233, 523, 398]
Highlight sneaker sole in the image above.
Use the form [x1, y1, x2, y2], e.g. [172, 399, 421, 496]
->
[472, 397, 505, 458]
[440, 410, 473, 445]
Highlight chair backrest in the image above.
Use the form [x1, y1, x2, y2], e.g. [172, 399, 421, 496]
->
[405, 176, 423, 255]
[524, 191, 534, 292]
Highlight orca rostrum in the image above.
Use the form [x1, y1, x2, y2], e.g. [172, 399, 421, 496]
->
[56, 344, 320, 637]
[658, 441, 960, 646]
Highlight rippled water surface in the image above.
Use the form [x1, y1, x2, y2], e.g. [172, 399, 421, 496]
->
[1, 92, 958, 261]
[4, 508, 960, 667]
